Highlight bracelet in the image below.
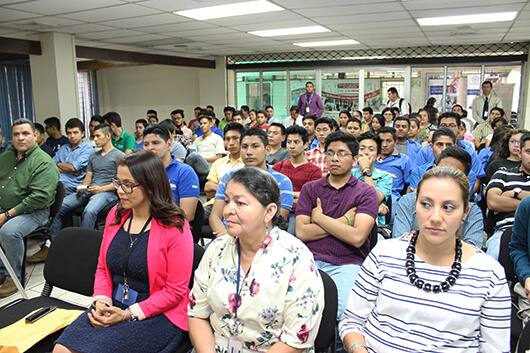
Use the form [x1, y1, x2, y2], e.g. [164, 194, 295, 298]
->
[123, 308, 130, 322]
[343, 214, 352, 227]
[129, 308, 138, 321]
[348, 342, 368, 353]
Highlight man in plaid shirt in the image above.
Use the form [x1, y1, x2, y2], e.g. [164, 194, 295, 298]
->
[305, 117, 336, 177]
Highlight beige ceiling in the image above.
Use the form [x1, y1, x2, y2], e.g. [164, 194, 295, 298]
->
[1, 0, 529, 58]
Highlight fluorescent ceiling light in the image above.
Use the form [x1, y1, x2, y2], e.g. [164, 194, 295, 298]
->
[417, 11, 517, 26]
[174, 1, 283, 20]
[249, 25, 330, 37]
[294, 39, 359, 47]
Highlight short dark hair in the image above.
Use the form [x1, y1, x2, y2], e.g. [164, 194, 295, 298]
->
[206, 105, 214, 110]
[377, 126, 397, 142]
[362, 107, 373, 115]
[409, 117, 420, 129]
[240, 127, 269, 147]
[452, 104, 463, 112]
[34, 122, 45, 134]
[482, 81, 493, 88]
[94, 123, 112, 136]
[324, 131, 359, 156]
[194, 106, 202, 111]
[339, 110, 352, 119]
[65, 118, 85, 133]
[315, 117, 334, 130]
[224, 122, 245, 136]
[240, 105, 249, 113]
[347, 117, 362, 129]
[357, 131, 382, 155]
[302, 114, 317, 124]
[223, 106, 236, 114]
[232, 111, 243, 120]
[143, 124, 171, 142]
[391, 107, 401, 116]
[306, 81, 314, 86]
[135, 119, 148, 128]
[490, 107, 505, 117]
[13, 118, 36, 132]
[90, 115, 105, 124]
[147, 109, 157, 116]
[432, 127, 456, 144]
[285, 125, 309, 144]
[199, 115, 213, 124]
[103, 112, 122, 127]
[265, 105, 273, 111]
[437, 146, 472, 176]
[171, 109, 184, 117]
[290, 105, 299, 113]
[159, 119, 176, 134]
[387, 87, 398, 95]
[520, 132, 530, 150]
[256, 110, 266, 117]
[44, 117, 60, 130]
[269, 122, 286, 135]
[394, 116, 410, 128]
[438, 112, 461, 127]
[492, 117, 508, 127]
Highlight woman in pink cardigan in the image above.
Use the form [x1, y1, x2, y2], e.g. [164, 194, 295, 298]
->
[54, 149, 193, 353]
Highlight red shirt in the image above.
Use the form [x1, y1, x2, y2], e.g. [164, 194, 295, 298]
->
[273, 160, 322, 211]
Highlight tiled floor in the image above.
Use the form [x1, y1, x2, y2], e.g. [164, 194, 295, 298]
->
[0, 237, 92, 308]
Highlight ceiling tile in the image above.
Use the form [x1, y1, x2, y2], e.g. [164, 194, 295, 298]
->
[140, 0, 246, 12]
[4, 0, 124, 15]
[76, 29, 147, 40]
[315, 12, 411, 25]
[106, 13, 185, 28]
[104, 33, 169, 43]
[138, 21, 215, 34]
[58, 3, 161, 22]
[409, 4, 525, 18]
[0, 8, 42, 22]
[204, 10, 304, 26]
[403, 0, 526, 11]
[51, 23, 117, 34]
[293, 2, 404, 18]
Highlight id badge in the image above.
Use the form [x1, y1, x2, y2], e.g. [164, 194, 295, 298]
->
[116, 283, 138, 306]
[305, 106, 310, 113]
[227, 338, 243, 353]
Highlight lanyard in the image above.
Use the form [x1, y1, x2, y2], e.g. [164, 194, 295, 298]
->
[122, 215, 152, 277]
[234, 241, 251, 319]
[305, 93, 312, 109]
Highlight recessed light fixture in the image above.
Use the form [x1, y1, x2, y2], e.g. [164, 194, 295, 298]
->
[249, 25, 330, 37]
[174, 0, 284, 20]
[417, 11, 517, 26]
[293, 39, 359, 47]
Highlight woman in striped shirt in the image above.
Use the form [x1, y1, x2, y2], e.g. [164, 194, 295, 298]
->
[339, 166, 511, 353]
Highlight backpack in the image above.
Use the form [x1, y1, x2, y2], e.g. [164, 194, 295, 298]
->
[387, 98, 412, 116]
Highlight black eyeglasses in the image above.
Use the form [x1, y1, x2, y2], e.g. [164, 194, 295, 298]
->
[112, 178, 141, 194]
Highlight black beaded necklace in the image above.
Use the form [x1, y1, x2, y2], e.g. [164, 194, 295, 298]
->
[405, 231, 463, 293]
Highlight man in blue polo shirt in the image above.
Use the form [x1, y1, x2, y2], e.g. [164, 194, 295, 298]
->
[394, 116, 421, 163]
[143, 124, 199, 222]
[413, 112, 480, 194]
[209, 127, 293, 237]
[375, 126, 412, 206]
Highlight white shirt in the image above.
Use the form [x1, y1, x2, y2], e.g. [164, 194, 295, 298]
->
[194, 133, 225, 159]
[386, 97, 410, 116]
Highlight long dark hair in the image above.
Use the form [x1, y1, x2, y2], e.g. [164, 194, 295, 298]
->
[111, 150, 186, 230]
[496, 128, 527, 160]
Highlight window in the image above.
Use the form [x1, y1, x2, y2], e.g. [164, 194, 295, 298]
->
[77, 70, 99, 128]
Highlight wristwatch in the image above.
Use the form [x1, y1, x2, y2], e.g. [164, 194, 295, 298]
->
[513, 187, 522, 200]
[4, 211, 13, 221]
[362, 169, 372, 178]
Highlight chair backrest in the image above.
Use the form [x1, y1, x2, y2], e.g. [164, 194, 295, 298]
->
[43, 227, 103, 296]
[314, 269, 338, 353]
[369, 223, 378, 251]
[498, 227, 517, 283]
[190, 202, 204, 244]
[384, 194, 392, 225]
[50, 181, 65, 219]
[517, 320, 530, 353]
[189, 243, 205, 289]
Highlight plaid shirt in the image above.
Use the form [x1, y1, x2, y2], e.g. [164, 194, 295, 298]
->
[0, 137, 13, 154]
[305, 145, 327, 174]
[174, 134, 193, 149]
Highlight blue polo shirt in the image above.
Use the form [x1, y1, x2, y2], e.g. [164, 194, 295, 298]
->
[53, 141, 93, 194]
[194, 126, 223, 138]
[375, 152, 412, 202]
[215, 165, 293, 211]
[410, 160, 477, 192]
[309, 136, 319, 150]
[413, 140, 480, 178]
[165, 155, 200, 204]
[405, 138, 422, 161]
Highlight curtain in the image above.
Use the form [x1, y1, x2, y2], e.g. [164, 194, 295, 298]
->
[0, 61, 35, 138]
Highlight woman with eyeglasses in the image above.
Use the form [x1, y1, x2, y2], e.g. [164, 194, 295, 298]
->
[54, 149, 193, 353]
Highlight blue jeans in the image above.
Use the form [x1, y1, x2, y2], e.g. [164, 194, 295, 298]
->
[52, 191, 117, 237]
[287, 212, 296, 236]
[0, 208, 50, 279]
[486, 229, 503, 260]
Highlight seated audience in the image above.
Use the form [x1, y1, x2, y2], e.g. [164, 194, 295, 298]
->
[339, 110, 352, 131]
[408, 115, 428, 145]
[265, 105, 279, 124]
[44, 116, 69, 153]
[54, 150, 193, 353]
[381, 107, 396, 127]
[252, 110, 269, 131]
[194, 114, 226, 164]
[352, 132, 392, 225]
[361, 107, 373, 132]
[209, 128, 293, 237]
[171, 109, 192, 138]
[147, 109, 158, 124]
[35, 122, 55, 158]
[0, 124, 13, 154]
[188, 167, 323, 353]
[417, 108, 436, 140]
[230, 110, 245, 125]
[302, 114, 318, 149]
[371, 114, 385, 134]
[218, 106, 235, 130]
[486, 132, 530, 259]
[510, 196, 530, 304]
[473, 107, 505, 149]
[340, 166, 510, 352]
[394, 146, 484, 248]
[143, 125, 199, 222]
[296, 131, 378, 322]
[84, 115, 105, 149]
[485, 117, 509, 147]
[305, 117, 336, 176]
[0, 119, 59, 297]
[283, 105, 303, 127]
[193, 111, 224, 139]
[273, 125, 322, 235]
[159, 119, 187, 161]
[135, 118, 148, 150]
[345, 117, 362, 138]
[103, 111, 135, 155]
[394, 116, 421, 162]
[187, 106, 202, 132]
[245, 109, 258, 128]
[484, 128, 527, 186]
[266, 123, 290, 165]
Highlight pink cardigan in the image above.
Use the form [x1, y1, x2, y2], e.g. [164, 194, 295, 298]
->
[92, 207, 193, 331]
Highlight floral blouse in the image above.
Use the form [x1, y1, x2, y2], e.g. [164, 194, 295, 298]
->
[188, 227, 324, 353]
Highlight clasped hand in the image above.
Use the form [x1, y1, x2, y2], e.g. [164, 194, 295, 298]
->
[88, 300, 126, 328]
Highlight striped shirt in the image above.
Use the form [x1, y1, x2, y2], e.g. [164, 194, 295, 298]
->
[305, 145, 327, 174]
[339, 235, 511, 353]
[486, 167, 530, 230]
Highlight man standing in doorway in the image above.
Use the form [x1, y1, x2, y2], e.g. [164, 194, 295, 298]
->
[298, 81, 324, 118]
[472, 80, 503, 124]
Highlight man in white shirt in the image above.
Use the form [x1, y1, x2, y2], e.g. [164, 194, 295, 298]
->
[472, 81, 503, 124]
[386, 87, 410, 117]
[194, 115, 226, 163]
[283, 106, 304, 127]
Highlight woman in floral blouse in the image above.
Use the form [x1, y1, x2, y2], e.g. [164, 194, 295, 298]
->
[188, 167, 324, 353]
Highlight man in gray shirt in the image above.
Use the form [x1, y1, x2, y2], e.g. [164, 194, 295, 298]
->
[30, 124, 125, 261]
[266, 123, 290, 165]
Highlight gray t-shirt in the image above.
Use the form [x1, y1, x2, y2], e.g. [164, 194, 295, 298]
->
[266, 148, 290, 165]
[395, 142, 408, 156]
[87, 147, 125, 186]
[171, 140, 187, 160]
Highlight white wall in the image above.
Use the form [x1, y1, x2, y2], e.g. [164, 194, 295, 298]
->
[97, 57, 227, 133]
